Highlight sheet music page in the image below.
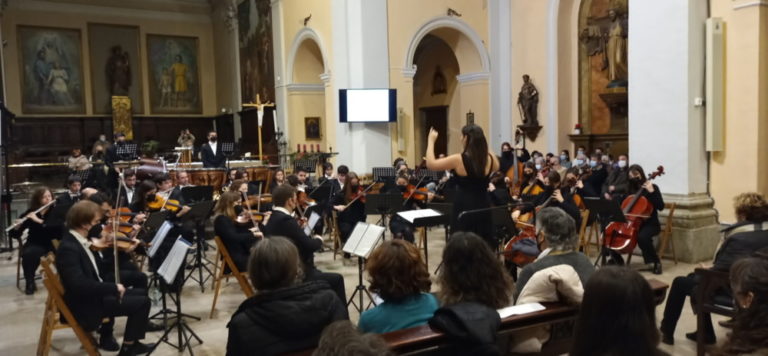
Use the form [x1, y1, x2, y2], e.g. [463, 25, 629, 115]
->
[148, 221, 173, 258]
[396, 208, 442, 224]
[308, 212, 321, 230]
[159, 238, 192, 284]
[497, 303, 546, 319]
[342, 222, 369, 254]
[356, 224, 385, 258]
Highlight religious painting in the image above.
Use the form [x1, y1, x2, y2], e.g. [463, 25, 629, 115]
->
[17, 26, 85, 114]
[88, 23, 144, 114]
[238, 0, 275, 104]
[305, 117, 321, 140]
[146, 34, 201, 114]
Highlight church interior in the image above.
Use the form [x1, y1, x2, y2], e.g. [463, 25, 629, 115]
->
[1, 0, 767, 355]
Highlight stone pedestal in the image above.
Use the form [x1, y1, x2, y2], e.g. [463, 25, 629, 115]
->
[598, 89, 627, 133]
[659, 193, 721, 263]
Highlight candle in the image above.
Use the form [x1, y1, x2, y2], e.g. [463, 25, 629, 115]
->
[303, 144, 307, 153]
[297, 144, 300, 153]
[316, 144, 320, 152]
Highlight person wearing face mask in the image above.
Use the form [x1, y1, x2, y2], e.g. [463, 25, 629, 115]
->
[200, 130, 226, 168]
[560, 150, 572, 169]
[499, 142, 516, 173]
[386, 174, 418, 243]
[582, 154, 608, 198]
[601, 154, 629, 200]
[512, 170, 580, 226]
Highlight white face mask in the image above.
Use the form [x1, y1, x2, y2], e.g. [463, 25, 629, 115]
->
[574, 159, 584, 166]
[535, 164, 542, 170]
[589, 160, 598, 167]
[618, 160, 627, 168]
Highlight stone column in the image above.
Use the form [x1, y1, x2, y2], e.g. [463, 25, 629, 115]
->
[628, 0, 719, 263]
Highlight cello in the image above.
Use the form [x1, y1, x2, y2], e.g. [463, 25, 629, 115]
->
[603, 166, 665, 254]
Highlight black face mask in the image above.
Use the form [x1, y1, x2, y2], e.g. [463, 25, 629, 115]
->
[210, 137, 217, 143]
[147, 193, 156, 203]
[502, 151, 512, 158]
[397, 185, 407, 193]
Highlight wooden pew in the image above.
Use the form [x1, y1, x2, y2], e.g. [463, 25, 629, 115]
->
[287, 278, 668, 355]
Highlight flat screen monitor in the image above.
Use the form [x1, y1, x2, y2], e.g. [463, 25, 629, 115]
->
[339, 88, 396, 123]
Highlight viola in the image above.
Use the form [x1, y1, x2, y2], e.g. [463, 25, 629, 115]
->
[603, 166, 665, 254]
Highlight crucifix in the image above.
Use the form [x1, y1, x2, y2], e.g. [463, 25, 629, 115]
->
[242, 94, 275, 161]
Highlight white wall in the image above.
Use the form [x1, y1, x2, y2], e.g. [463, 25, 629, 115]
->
[489, 0, 513, 150]
[628, 0, 708, 194]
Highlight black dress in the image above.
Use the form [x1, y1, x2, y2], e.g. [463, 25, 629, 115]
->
[451, 153, 494, 245]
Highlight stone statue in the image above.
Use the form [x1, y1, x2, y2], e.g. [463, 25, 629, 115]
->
[106, 46, 131, 96]
[517, 74, 539, 127]
[605, 9, 628, 87]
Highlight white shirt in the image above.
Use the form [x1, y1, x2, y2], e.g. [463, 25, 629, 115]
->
[209, 141, 218, 156]
[70, 229, 103, 282]
[126, 187, 135, 204]
[273, 206, 294, 217]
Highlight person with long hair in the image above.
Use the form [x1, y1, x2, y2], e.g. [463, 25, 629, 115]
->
[332, 171, 367, 261]
[660, 192, 768, 345]
[227, 236, 348, 355]
[10, 186, 58, 294]
[570, 266, 666, 356]
[715, 256, 768, 356]
[213, 191, 262, 271]
[425, 124, 499, 246]
[437, 232, 514, 308]
[359, 240, 438, 333]
[620, 164, 665, 273]
[270, 168, 285, 194]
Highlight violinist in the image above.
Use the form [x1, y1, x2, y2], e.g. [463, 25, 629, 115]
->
[10, 186, 60, 295]
[332, 172, 367, 261]
[336, 165, 349, 192]
[117, 169, 138, 207]
[606, 164, 664, 274]
[154, 173, 191, 218]
[229, 179, 250, 197]
[129, 180, 157, 220]
[387, 174, 418, 243]
[488, 171, 512, 207]
[213, 191, 263, 272]
[295, 167, 314, 192]
[582, 154, 608, 196]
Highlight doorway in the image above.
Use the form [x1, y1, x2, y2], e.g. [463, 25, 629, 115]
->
[420, 105, 448, 157]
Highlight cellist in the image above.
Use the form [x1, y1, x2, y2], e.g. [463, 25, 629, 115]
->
[606, 164, 664, 274]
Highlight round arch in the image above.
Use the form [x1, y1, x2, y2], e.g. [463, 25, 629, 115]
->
[286, 27, 330, 84]
[403, 16, 491, 75]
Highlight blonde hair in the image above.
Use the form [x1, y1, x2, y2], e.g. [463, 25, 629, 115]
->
[213, 191, 240, 220]
[733, 192, 768, 222]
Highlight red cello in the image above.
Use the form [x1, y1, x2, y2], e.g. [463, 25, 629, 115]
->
[603, 166, 665, 254]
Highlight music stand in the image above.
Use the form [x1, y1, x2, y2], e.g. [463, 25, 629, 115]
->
[138, 211, 170, 243]
[365, 193, 405, 238]
[181, 186, 214, 204]
[582, 197, 626, 267]
[343, 223, 385, 314]
[372, 167, 396, 182]
[182, 201, 216, 291]
[116, 143, 137, 161]
[72, 169, 91, 187]
[308, 183, 332, 203]
[221, 142, 235, 170]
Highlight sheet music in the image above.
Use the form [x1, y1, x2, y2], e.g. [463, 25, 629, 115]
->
[303, 212, 322, 236]
[342, 222, 385, 258]
[148, 221, 173, 258]
[396, 208, 442, 224]
[497, 303, 546, 319]
[158, 238, 192, 284]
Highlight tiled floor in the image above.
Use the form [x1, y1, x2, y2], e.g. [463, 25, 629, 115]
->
[0, 225, 725, 355]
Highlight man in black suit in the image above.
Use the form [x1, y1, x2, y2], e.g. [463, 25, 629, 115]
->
[117, 169, 138, 207]
[263, 184, 346, 303]
[56, 201, 154, 356]
[200, 130, 226, 168]
[58, 175, 82, 206]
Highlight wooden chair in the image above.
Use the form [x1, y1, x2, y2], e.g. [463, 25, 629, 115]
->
[38, 254, 101, 356]
[695, 268, 735, 356]
[330, 211, 343, 260]
[210, 236, 255, 318]
[577, 210, 592, 256]
[657, 202, 678, 264]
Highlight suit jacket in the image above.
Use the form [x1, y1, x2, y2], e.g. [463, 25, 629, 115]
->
[200, 142, 226, 168]
[56, 232, 118, 332]
[263, 210, 322, 270]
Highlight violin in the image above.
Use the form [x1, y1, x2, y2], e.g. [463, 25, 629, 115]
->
[603, 166, 665, 254]
[147, 193, 182, 212]
[403, 184, 430, 202]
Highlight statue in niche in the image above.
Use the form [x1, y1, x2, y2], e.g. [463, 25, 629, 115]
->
[517, 74, 539, 127]
[431, 66, 447, 95]
[580, 7, 628, 88]
[106, 45, 131, 96]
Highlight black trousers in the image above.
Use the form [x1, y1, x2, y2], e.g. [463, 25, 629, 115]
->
[305, 267, 346, 305]
[660, 273, 714, 337]
[100, 269, 150, 337]
[101, 288, 151, 342]
[22, 243, 53, 281]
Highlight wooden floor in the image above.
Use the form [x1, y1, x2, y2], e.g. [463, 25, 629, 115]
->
[0, 223, 724, 355]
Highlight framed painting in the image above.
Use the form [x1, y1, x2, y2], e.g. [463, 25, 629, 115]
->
[17, 25, 85, 114]
[238, 0, 275, 104]
[88, 23, 143, 114]
[146, 34, 201, 114]
[305, 117, 321, 140]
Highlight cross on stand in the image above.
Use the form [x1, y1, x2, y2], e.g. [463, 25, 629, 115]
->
[242, 94, 275, 161]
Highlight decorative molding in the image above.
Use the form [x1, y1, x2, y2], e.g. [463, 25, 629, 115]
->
[285, 27, 330, 85]
[456, 71, 490, 83]
[286, 83, 325, 92]
[319, 72, 331, 83]
[402, 65, 417, 79]
[16, 0, 212, 23]
[733, 0, 768, 10]
[403, 16, 491, 74]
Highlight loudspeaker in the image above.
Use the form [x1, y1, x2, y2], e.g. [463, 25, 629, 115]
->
[705, 18, 724, 152]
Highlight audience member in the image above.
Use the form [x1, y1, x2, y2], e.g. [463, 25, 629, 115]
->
[227, 236, 348, 355]
[359, 240, 438, 333]
[570, 266, 668, 356]
[715, 256, 768, 356]
[313, 321, 394, 356]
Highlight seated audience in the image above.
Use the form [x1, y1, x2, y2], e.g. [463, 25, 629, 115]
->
[226, 236, 348, 355]
[359, 240, 438, 333]
[437, 232, 514, 309]
[660, 192, 768, 345]
[570, 266, 668, 356]
[213, 191, 262, 271]
[314, 321, 394, 356]
[515, 207, 594, 299]
[715, 256, 768, 356]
